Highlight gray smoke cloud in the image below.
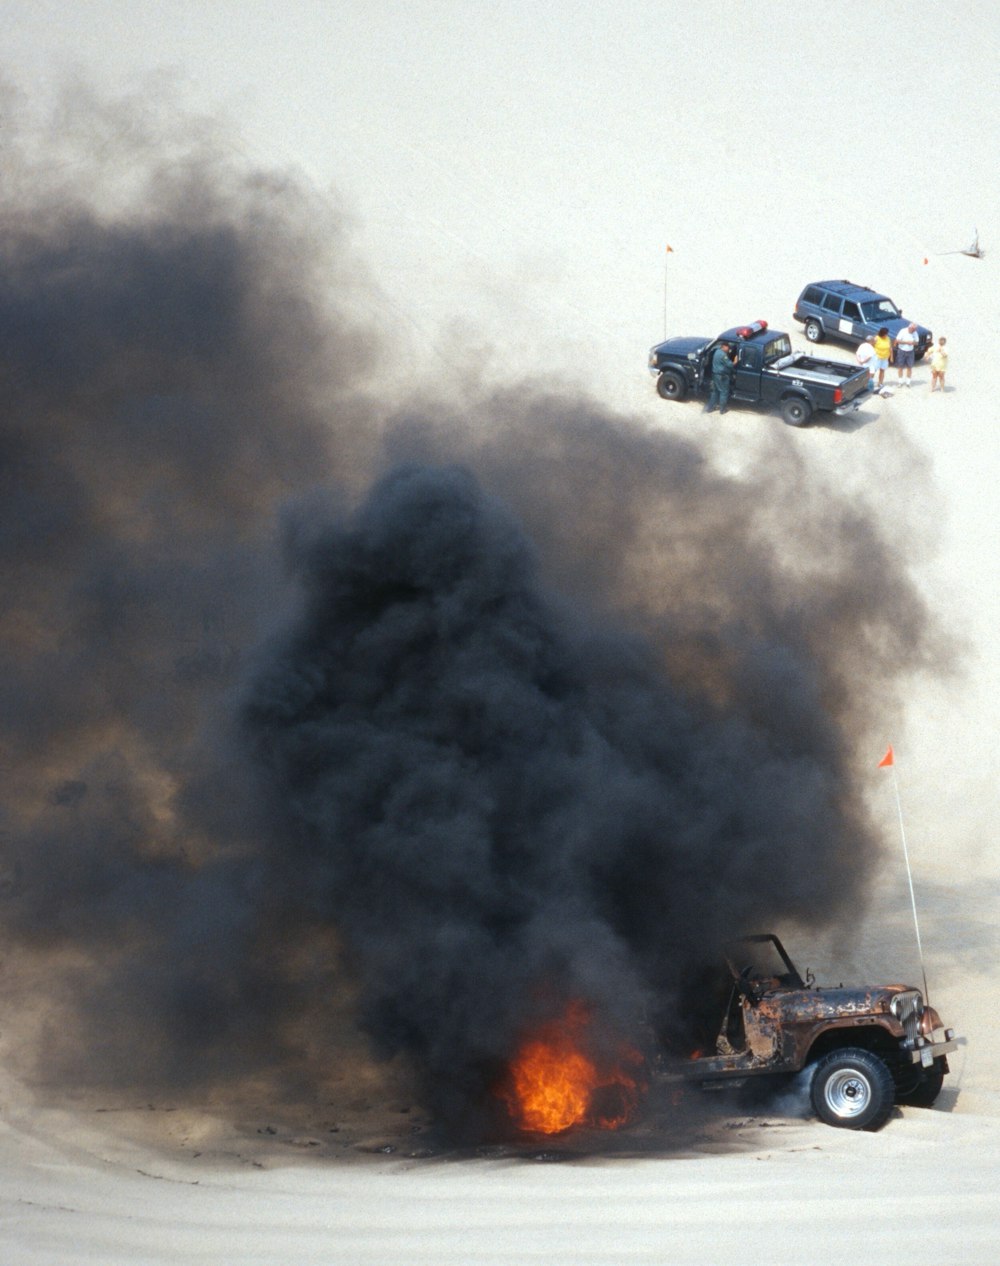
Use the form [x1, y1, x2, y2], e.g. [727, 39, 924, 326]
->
[0, 85, 950, 1138]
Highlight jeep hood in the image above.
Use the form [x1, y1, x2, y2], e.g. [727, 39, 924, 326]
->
[761, 984, 915, 1022]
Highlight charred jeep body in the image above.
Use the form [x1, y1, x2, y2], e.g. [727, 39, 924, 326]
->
[669, 935, 959, 1131]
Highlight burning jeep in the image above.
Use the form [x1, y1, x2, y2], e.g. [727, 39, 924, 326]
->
[667, 934, 959, 1131]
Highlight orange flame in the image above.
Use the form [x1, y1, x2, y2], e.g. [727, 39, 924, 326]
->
[500, 1001, 644, 1135]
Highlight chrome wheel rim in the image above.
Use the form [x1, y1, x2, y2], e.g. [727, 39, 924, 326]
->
[825, 1070, 871, 1118]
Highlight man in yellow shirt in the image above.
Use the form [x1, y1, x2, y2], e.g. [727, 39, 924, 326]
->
[872, 327, 893, 393]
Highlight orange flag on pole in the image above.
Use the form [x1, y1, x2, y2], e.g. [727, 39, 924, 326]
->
[666, 244, 674, 253]
[878, 745, 894, 768]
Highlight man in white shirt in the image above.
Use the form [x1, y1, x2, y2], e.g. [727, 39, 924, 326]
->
[894, 323, 918, 386]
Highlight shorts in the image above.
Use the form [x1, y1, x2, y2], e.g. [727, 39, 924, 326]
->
[896, 347, 915, 369]
[873, 356, 889, 370]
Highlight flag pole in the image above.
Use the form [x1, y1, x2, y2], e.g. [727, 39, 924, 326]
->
[879, 745, 930, 1002]
[663, 244, 673, 340]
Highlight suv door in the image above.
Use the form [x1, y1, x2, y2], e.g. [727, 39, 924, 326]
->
[821, 291, 843, 336]
[839, 299, 865, 344]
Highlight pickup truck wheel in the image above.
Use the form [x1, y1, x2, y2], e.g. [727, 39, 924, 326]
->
[780, 396, 812, 427]
[656, 370, 686, 401]
[804, 319, 824, 343]
[896, 1061, 945, 1108]
[810, 1048, 895, 1131]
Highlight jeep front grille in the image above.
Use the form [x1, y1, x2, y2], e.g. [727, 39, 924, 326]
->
[890, 990, 924, 1045]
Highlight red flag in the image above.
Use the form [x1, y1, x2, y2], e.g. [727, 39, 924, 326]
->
[878, 745, 894, 768]
[923, 257, 929, 265]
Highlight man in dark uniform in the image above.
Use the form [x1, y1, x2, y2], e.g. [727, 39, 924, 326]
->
[704, 340, 737, 414]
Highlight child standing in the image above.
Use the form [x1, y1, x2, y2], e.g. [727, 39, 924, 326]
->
[929, 337, 948, 392]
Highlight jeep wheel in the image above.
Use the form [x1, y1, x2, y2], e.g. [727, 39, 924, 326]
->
[896, 1061, 945, 1108]
[804, 318, 824, 343]
[657, 370, 686, 401]
[780, 395, 812, 427]
[810, 1048, 895, 1131]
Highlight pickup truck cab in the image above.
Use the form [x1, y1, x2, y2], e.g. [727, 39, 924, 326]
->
[793, 280, 932, 359]
[648, 320, 870, 426]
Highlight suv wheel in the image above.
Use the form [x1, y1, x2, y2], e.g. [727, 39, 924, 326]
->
[656, 370, 686, 401]
[804, 318, 824, 343]
[810, 1048, 895, 1131]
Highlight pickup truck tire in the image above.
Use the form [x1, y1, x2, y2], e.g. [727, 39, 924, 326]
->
[780, 395, 812, 427]
[804, 318, 824, 343]
[656, 370, 687, 401]
[895, 1061, 945, 1108]
[810, 1048, 895, 1131]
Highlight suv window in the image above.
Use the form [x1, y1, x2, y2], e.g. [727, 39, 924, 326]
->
[822, 294, 842, 313]
[842, 301, 862, 321]
[802, 286, 823, 305]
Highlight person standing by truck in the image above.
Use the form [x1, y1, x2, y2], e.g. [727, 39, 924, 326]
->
[873, 327, 893, 393]
[856, 336, 877, 390]
[894, 322, 918, 386]
[704, 340, 737, 413]
[928, 336, 948, 391]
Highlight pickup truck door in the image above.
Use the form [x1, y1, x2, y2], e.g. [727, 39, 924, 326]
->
[732, 345, 761, 399]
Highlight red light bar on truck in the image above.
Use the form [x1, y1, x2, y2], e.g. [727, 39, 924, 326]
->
[735, 320, 768, 339]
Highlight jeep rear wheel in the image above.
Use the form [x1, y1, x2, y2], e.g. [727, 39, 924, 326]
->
[780, 395, 812, 427]
[804, 318, 824, 343]
[810, 1048, 895, 1131]
[656, 370, 686, 401]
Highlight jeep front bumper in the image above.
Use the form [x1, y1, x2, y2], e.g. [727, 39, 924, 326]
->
[907, 1030, 960, 1067]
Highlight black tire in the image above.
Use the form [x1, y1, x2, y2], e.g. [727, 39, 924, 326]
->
[804, 318, 824, 343]
[810, 1048, 895, 1131]
[780, 395, 812, 427]
[896, 1061, 945, 1108]
[656, 370, 686, 401]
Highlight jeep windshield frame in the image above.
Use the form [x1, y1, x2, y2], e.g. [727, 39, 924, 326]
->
[724, 934, 805, 990]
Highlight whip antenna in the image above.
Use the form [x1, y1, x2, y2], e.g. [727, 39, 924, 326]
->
[879, 745, 930, 1002]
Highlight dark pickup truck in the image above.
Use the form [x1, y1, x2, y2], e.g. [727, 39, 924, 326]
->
[648, 320, 871, 426]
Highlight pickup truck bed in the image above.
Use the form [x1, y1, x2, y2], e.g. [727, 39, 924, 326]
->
[771, 353, 866, 388]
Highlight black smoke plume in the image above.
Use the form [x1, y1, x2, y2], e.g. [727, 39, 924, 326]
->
[0, 87, 948, 1135]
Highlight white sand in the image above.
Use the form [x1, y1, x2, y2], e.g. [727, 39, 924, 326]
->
[2, 1071, 999, 1265]
[2, 6, 999, 1263]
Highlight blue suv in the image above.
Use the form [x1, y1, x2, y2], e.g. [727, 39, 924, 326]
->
[793, 281, 932, 360]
